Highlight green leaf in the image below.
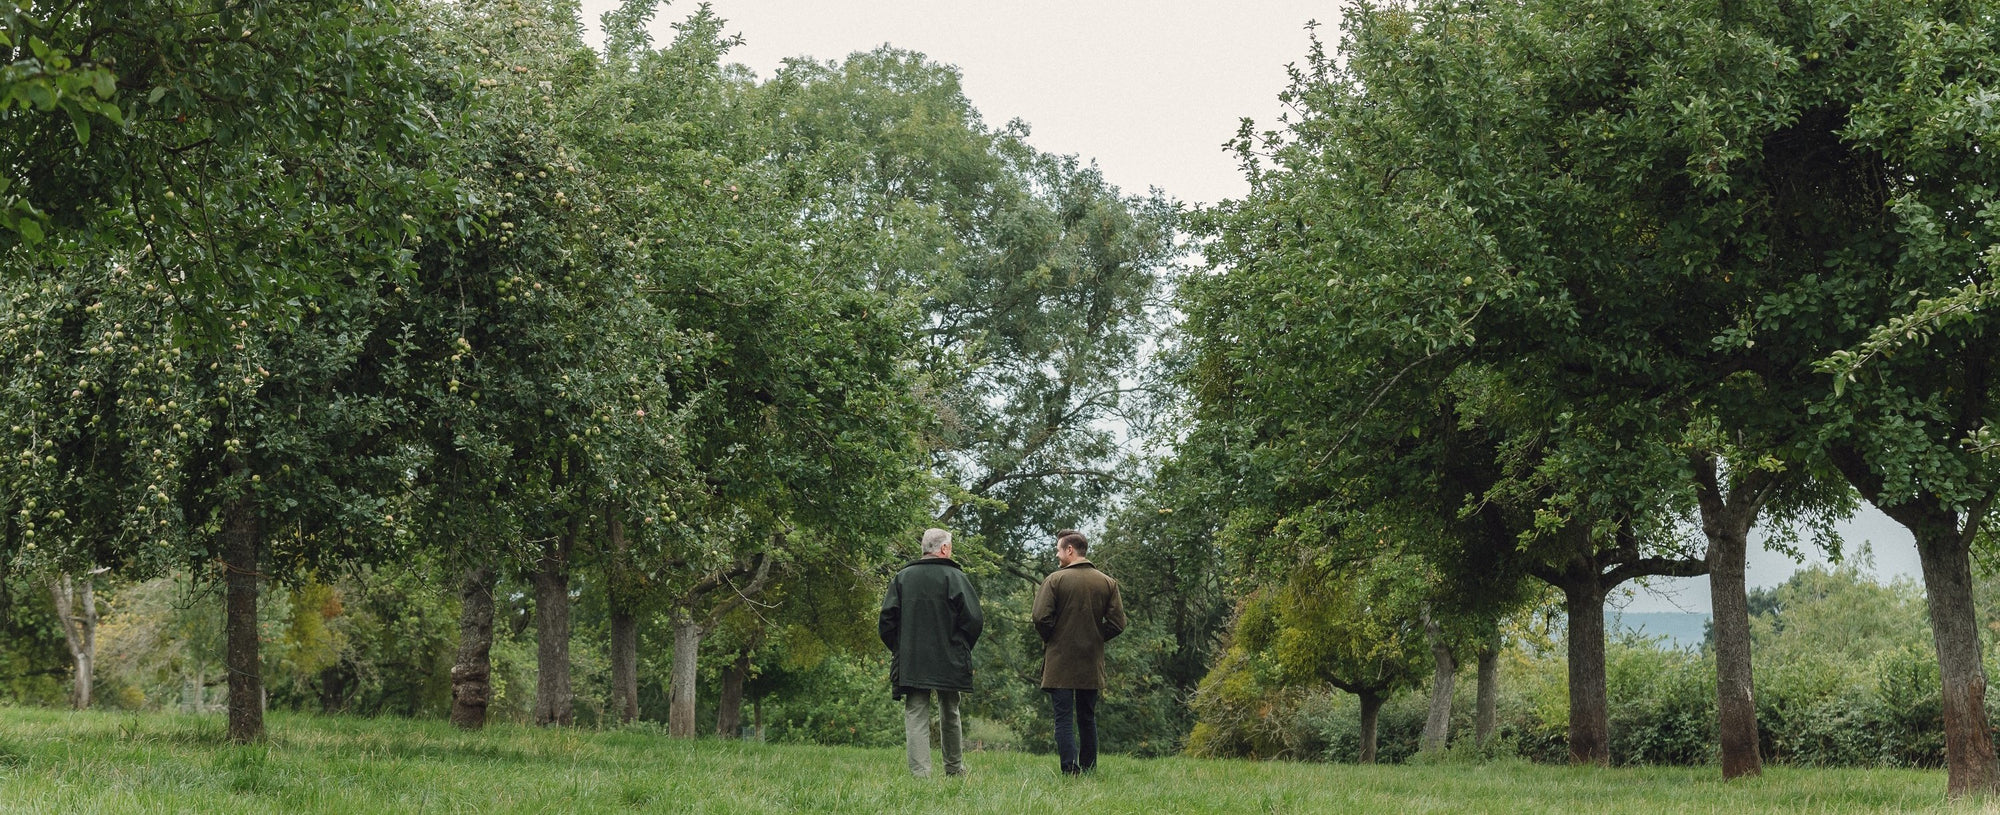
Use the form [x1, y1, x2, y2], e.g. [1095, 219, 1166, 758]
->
[24, 83, 54, 111]
[66, 104, 90, 145]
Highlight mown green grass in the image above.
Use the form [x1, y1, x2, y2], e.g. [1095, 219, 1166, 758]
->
[0, 706, 1992, 814]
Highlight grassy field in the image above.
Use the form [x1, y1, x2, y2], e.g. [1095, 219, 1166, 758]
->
[0, 707, 1993, 814]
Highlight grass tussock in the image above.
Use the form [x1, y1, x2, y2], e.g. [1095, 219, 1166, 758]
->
[0, 706, 1994, 814]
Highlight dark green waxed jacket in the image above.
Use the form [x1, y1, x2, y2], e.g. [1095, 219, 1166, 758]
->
[879, 557, 984, 697]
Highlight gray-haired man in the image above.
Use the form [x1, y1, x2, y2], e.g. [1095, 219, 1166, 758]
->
[879, 528, 984, 777]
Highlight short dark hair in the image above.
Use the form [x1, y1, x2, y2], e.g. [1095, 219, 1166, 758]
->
[1056, 529, 1088, 556]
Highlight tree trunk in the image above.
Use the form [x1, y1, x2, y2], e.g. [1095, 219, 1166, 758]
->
[222, 499, 264, 743]
[664, 551, 776, 739]
[1525, 519, 1707, 768]
[319, 660, 353, 714]
[668, 613, 704, 738]
[609, 604, 639, 725]
[1475, 642, 1499, 749]
[532, 532, 574, 726]
[1357, 690, 1384, 764]
[716, 647, 751, 737]
[49, 572, 99, 710]
[1420, 607, 1456, 753]
[1833, 443, 2000, 798]
[1695, 455, 1770, 779]
[184, 664, 204, 713]
[1708, 533, 1761, 779]
[1563, 574, 1609, 766]
[1914, 520, 2000, 797]
[1528, 522, 1705, 767]
[449, 564, 498, 729]
[607, 515, 639, 724]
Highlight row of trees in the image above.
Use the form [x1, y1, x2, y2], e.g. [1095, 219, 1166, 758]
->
[1163, 0, 2000, 798]
[1184, 565, 1981, 768]
[12, 0, 2000, 803]
[0, 0, 1173, 745]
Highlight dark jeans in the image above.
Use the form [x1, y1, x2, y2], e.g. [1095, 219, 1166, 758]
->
[1048, 688, 1100, 774]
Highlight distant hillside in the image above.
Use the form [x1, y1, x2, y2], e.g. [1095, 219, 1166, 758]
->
[1609, 611, 1709, 650]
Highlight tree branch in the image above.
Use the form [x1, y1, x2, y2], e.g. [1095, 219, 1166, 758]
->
[1604, 555, 1709, 588]
[937, 467, 1137, 523]
[700, 549, 775, 631]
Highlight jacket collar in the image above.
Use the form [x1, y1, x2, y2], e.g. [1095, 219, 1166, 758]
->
[903, 556, 963, 571]
[1057, 558, 1095, 571]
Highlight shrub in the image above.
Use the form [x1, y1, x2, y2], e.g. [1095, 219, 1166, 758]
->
[1866, 642, 1943, 767]
[757, 651, 902, 749]
[1603, 636, 1715, 766]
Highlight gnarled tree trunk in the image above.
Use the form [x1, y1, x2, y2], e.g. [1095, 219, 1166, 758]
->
[532, 529, 575, 726]
[222, 498, 264, 743]
[450, 564, 498, 729]
[49, 571, 99, 710]
[1708, 541, 1762, 779]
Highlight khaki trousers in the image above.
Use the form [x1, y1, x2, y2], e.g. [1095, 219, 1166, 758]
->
[902, 688, 964, 778]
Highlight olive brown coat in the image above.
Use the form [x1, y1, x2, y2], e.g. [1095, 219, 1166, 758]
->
[1032, 559, 1127, 689]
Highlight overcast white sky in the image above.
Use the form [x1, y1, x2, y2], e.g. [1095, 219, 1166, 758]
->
[577, 0, 1335, 207]
[575, 0, 1934, 615]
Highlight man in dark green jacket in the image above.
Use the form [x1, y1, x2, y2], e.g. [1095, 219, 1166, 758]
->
[879, 528, 983, 778]
[1033, 529, 1126, 775]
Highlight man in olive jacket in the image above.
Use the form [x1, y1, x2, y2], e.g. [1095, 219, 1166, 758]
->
[1033, 529, 1126, 775]
[879, 528, 983, 778]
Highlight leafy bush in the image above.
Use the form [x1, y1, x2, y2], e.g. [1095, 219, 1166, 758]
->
[1603, 635, 1715, 766]
[1097, 611, 1201, 757]
[1185, 646, 1329, 760]
[1868, 643, 1944, 767]
[758, 651, 902, 749]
